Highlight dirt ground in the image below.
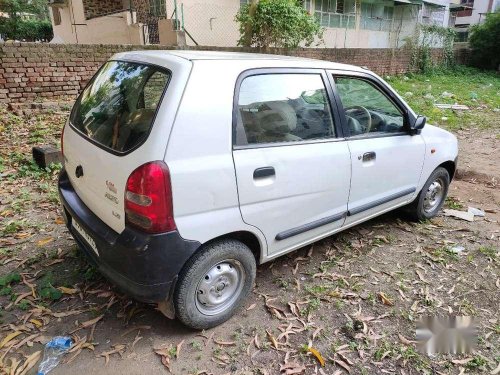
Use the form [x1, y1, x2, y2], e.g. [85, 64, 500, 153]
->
[0, 103, 498, 375]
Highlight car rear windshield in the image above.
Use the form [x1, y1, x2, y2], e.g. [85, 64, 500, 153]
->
[70, 61, 171, 153]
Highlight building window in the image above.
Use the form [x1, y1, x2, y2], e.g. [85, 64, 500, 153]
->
[314, 0, 356, 29]
[149, 0, 166, 16]
[51, 7, 61, 25]
[360, 3, 394, 31]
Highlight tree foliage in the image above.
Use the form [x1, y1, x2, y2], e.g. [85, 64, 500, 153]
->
[0, 0, 52, 41]
[407, 24, 456, 73]
[468, 12, 500, 70]
[236, 0, 322, 49]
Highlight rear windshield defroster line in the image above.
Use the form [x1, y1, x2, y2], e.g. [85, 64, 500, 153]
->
[69, 60, 171, 155]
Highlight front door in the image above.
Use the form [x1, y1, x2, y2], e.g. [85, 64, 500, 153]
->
[232, 71, 351, 258]
[330, 74, 425, 225]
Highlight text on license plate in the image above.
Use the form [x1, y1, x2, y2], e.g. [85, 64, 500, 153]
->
[72, 220, 99, 256]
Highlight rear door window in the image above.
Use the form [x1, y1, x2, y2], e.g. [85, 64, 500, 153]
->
[235, 74, 335, 146]
[70, 61, 170, 153]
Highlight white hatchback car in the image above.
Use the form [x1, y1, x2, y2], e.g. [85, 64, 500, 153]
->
[59, 51, 458, 329]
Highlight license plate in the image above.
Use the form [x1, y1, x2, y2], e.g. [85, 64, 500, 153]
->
[72, 219, 99, 256]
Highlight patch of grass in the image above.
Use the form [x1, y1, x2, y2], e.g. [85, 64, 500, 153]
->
[191, 340, 203, 351]
[0, 287, 12, 296]
[37, 272, 62, 302]
[445, 197, 464, 210]
[478, 246, 498, 259]
[465, 355, 487, 370]
[0, 219, 29, 236]
[0, 272, 21, 287]
[373, 341, 395, 361]
[301, 297, 321, 316]
[429, 246, 459, 262]
[388, 67, 500, 131]
[17, 300, 30, 311]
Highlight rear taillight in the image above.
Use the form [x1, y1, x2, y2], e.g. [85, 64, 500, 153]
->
[125, 161, 176, 234]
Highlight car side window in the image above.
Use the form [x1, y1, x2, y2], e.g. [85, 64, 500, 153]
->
[334, 77, 405, 137]
[235, 74, 336, 146]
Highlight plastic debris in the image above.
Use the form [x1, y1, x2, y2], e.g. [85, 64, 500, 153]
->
[435, 103, 470, 110]
[37, 336, 73, 375]
[450, 245, 465, 254]
[405, 91, 414, 97]
[443, 209, 474, 222]
[468, 206, 485, 217]
[424, 93, 435, 100]
[441, 91, 454, 98]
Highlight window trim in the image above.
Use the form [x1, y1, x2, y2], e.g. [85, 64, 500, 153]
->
[327, 70, 415, 140]
[232, 68, 344, 150]
[68, 59, 172, 157]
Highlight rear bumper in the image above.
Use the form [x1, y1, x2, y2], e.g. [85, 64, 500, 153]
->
[58, 169, 200, 303]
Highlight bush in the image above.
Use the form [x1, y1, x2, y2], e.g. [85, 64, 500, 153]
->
[468, 12, 500, 70]
[0, 17, 52, 41]
[235, 0, 322, 48]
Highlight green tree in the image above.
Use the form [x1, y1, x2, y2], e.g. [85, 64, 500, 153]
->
[0, 0, 52, 41]
[468, 12, 500, 70]
[236, 0, 322, 49]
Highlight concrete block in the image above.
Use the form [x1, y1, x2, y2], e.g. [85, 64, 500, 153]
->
[32, 145, 63, 168]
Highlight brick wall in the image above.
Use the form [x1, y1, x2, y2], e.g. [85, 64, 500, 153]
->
[0, 42, 459, 104]
[83, 0, 124, 19]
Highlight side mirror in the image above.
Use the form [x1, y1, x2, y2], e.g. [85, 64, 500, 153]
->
[410, 115, 426, 135]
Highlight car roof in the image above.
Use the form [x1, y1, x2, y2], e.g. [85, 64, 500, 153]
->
[114, 50, 367, 72]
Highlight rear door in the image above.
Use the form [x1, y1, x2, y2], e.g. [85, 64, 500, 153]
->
[329, 72, 425, 224]
[63, 59, 178, 233]
[232, 69, 351, 258]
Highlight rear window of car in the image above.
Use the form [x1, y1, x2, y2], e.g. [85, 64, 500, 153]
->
[70, 61, 170, 153]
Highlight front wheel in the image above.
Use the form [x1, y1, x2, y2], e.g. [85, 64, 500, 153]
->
[408, 167, 450, 221]
[174, 239, 256, 330]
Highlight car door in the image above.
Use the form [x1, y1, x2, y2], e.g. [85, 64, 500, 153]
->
[328, 72, 425, 225]
[232, 69, 351, 258]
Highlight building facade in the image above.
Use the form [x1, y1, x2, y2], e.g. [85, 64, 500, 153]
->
[449, 0, 499, 41]
[48, 0, 452, 48]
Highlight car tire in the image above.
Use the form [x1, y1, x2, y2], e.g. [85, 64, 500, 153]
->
[174, 239, 256, 330]
[408, 167, 450, 221]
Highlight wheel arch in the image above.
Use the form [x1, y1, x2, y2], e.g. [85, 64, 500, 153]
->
[438, 160, 456, 181]
[202, 231, 263, 264]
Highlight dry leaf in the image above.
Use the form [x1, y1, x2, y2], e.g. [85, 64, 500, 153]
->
[58, 286, 79, 295]
[490, 362, 500, 375]
[308, 347, 325, 366]
[378, 292, 394, 306]
[15, 350, 41, 375]
[99, 344, 126, 365]
[266, 330, 279, 349]
[176, 339, 184, 359]
[398, 334, 416, 345]
[213, 338, 236, 346]
[247, 303, 257, 311]
[0, 331, 22, 349]
[29, 319, 43, 328]
[280, 362, 306, 374]
[451, 358, 473, 365]
[155, 347, 172, 371]
[55, 217, 65, 225]
[36, 237, 53, 247]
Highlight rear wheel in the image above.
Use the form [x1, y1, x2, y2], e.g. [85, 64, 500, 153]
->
[408, 167, 450, 221]
[174, 239, 256, 330]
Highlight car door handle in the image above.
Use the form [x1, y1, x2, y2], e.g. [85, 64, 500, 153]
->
[361, 152, 376, 162]
[253, 167, 275, 179]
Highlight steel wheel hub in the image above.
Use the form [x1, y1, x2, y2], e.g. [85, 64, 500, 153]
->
[195, 260, 245, 316]
[423, 178, 444, 213]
